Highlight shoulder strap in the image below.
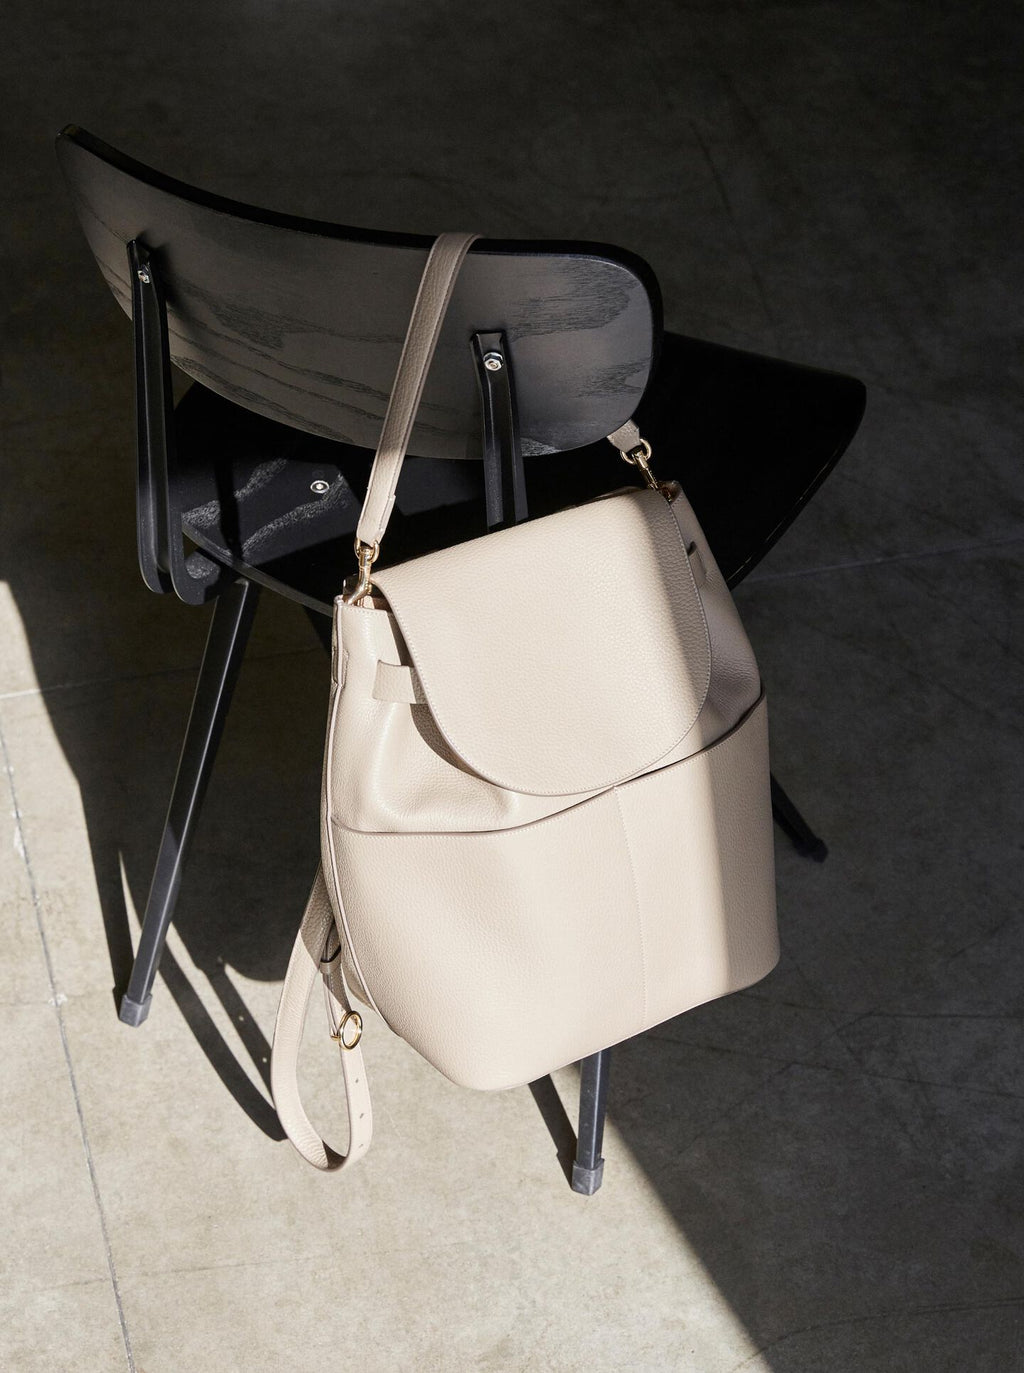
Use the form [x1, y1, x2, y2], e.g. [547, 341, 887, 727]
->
[352, 232, 651, 575]
[355, 232, 480, 551]
[271, 867, 373, 1170]
[273, 235, 478, 1169]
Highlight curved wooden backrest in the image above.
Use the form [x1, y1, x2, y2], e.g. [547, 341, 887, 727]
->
[57, 126, 660, 461]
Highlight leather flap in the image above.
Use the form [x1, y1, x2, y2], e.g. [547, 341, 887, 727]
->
[372, 489, 711, 796]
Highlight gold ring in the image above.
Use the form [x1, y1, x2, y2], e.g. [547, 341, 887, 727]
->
[621, 439, 653, 466]
[331, 1010, 363, 1049]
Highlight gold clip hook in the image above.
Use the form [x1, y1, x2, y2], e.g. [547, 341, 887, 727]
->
[617, 437, 676, 502]
[345, 538, 379, 606]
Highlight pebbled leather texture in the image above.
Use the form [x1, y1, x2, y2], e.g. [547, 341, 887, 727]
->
[371, 488, 711, 796]
[324, 470, 779, 1092]
[330, 694, 775, 1089]
[330, 483, 760, 834]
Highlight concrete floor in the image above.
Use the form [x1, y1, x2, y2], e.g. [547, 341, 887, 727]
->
[3, 2, 1022, 1369]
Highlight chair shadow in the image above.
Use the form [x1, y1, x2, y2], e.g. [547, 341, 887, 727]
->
[528, 1076, 579, 1187]
[4, 546, 326, 1142]
[92, 802, 281, 1138]
[153, 946, 284, 1140]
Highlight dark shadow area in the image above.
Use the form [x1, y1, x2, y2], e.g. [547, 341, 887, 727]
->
[159, 945, 285, 1140]
[528, 1075, 579, 1187]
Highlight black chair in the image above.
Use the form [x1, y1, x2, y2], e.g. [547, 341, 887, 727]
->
[57, 124, 865, 1194]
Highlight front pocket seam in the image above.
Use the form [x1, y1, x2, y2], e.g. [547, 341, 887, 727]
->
[613, 786, 648, 1030]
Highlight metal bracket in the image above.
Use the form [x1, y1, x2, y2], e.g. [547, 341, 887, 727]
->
[472, 330, 528, 531]
[128, 239, 223, 605]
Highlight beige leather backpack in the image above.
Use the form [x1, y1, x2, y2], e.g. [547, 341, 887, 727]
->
[271, 235, 779, 1171]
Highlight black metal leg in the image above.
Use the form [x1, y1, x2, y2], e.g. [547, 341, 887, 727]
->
[771, 772, 828, 862]
[473, 331, 527, 532]
[572, 1048, 611, 1194]
[120, 578, 261, 1025]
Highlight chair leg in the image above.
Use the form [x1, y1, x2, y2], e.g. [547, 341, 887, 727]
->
[572, 1048, 611, 1194]
[120, 578, 261, 1026]
[771, 772, 828, 862]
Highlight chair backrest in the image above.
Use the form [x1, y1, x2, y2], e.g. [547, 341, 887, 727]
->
[57, 126, 660, 462]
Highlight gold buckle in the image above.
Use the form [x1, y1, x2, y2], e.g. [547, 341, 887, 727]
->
[330, 1010, 363, 1050]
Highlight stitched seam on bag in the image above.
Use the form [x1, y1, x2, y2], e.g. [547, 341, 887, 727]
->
[324, 804, 387, 1023]
[664, 496, 712, 712]
[613, 786, 648, 1030]
[324, 655, 387, 1023]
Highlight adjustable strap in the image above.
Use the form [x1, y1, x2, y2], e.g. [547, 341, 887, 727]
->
[271, 867, 373, 1171]
[355, 232, 480, 552]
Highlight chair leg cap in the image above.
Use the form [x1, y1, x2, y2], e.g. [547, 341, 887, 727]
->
[119, 993, 152, 1027]
[571, 1159, 605, 1195]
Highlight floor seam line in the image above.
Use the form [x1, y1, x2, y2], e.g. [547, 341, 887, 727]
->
[745, 533, 1024, 583]
[1, 717, 137, 1373]
[0, 640, 322, 703]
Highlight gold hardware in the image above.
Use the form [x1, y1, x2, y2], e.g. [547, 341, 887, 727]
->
[330, 1010, 363, 1049]
[345, 538, 379, 605]
[617, 437, 676, 503]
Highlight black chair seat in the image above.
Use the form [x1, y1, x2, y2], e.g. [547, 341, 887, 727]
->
[176, 329, 864, 610]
